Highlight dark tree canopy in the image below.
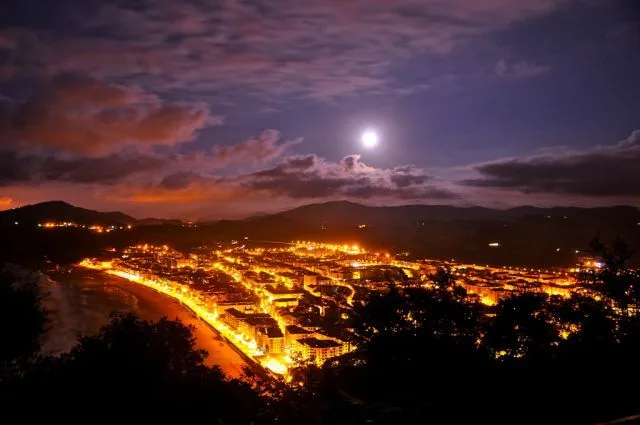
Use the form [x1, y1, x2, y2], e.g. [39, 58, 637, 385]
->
[284, 254, 640, 425]
[1, 313, 263, 423]
[0, 272, 46, 366]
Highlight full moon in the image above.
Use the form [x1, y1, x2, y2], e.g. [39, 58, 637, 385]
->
[361, 131, 378, 148]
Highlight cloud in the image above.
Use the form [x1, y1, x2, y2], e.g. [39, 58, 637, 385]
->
[39, 154, 169, 184]
[158, 171, 207, 190]
[495, 59, 551, 79]
[0, 150, 168, 185]
[0, 75, 217, 155]
[0, 151, 39, 184]
[0, 0, 575, 100]
[390, 165, 429, 187]
[101, 180, 244, 205]
[462, 130, 640, 196]
[0, 127, 301, 187]
[211, 129, 302, 166]
[239, 154, 458, 200]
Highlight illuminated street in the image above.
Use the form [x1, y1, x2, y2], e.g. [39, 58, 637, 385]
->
[79, 239, 600, 379]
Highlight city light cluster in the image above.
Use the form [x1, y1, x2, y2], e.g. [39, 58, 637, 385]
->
[37, 222, 133, 232]
[79, 239, 596, 383]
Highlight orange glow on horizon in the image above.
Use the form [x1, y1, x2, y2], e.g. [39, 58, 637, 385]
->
[0, 197, 13, 208]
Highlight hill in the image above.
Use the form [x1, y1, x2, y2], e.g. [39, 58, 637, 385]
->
[276, 200, 640, 226]
[233, 201, 640, 266]
[0, 201, 136, 226]
[1, 200, 639, 267]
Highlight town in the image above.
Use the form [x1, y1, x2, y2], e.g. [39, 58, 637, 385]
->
[80, 239, 601, 379]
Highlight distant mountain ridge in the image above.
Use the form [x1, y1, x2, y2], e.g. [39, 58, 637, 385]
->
[237, 201, 640, 266]
[271, 200, 640, 226]
[2, 200, 639, 267]
[3, 199, 638, 227]
[0, 201, 136, 225]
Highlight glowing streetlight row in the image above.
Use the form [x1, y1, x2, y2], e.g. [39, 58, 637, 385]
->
[80, 259, 289, 376]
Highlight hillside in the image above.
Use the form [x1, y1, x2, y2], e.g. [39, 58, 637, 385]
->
[1, 200, 639, 267]
[276, 201, 640, 226]
[0, 201, 136, 225]
[243, 201, 640, 266]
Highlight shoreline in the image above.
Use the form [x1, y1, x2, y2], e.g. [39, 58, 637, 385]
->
[113, 272, 267, 377]
[43, 268, 251, 378]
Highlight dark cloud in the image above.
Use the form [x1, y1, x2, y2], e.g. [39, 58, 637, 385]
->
[0, 127, 300, 187]
[159, 171, 205, 190]
[463, 130, 640, 196]
[285, 155, 316, 170]
[252, 155, 318, 179]
[390, 165, 429, 187]
[39, 155, 168, 184]
[0, 75, 216, 155]
[239, 153, 457, 200]
[0, 151, 38, 184]
[0, 151, 167, 185]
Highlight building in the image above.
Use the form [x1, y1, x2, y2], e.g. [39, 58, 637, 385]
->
[265, 285, 304, 301]
[257, 326, 285, 354]
[240, 314, 278, 340]
[221, 308, 247, 330]
[293, 337, 344, 365]
[216, 301, 255, 316]
[303, 274, 317, 288]
[285, 325, 314, 351]
[272, 297, 299, 308]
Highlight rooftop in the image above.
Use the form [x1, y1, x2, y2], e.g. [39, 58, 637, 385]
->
[286, 325, 313, 335]
[259, 327, 284, 338]
[266, 285, 303, 295]
[225, 308, 247, 319]
[274, 297, 299, 303]
[244, 315, 278, 327]
[297, 337, 342, 349]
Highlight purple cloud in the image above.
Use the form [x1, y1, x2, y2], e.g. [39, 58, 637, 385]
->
[495, 59, 551, 79]
[462, 130, 640, 196]
[210, 129, 302, 166]
[238, 153, 457, 200]
[0, 151, 168, 185]
[0, 0, 574, 100]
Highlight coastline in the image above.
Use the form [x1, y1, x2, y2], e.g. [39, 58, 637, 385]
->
[41, 268, 250, 378]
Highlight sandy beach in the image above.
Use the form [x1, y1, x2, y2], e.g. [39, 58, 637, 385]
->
[42, 269, 249, 378]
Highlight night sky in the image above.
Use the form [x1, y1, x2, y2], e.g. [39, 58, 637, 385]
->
[0, 0, 638, 219]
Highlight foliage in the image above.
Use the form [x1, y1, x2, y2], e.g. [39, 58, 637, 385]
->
[587, 236, 640, 315]
[0, 272, 46, 367]
[1, 313, 263, 423]
[286, 247, 640, 424]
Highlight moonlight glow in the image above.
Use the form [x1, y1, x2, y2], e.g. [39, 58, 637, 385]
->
[362, 131, 378, 148]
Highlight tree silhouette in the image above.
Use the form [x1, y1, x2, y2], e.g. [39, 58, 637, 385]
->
[483, 292, 560, 360]
[0, 272, 46, 367]
[2, 313, 263, 423]
[586, 236, 639, 316]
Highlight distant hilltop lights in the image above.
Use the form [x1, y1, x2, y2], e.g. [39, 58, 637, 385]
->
[37, 222, 133, 232]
